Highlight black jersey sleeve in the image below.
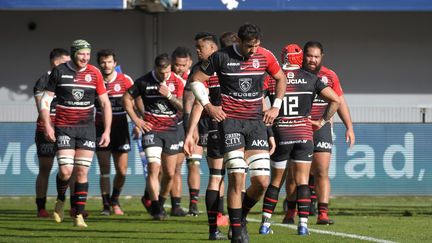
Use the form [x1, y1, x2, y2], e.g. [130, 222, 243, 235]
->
[315, 77, 328, 95]
[200, 52, 221, 76]
[46, 68, 60, 92]
[33, 72, 50, 95]
[128, 79, 144, 99]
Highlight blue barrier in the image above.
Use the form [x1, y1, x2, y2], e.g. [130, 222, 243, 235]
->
[0, 123, 431, 196]
[181, 0, 432, 11]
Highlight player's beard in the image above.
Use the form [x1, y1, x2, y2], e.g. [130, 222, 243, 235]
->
[303, 63, 322, 74]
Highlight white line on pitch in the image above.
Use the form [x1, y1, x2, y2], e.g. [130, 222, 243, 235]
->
[247, 218, 398, 243]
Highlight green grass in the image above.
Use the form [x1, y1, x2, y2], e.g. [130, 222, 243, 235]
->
[0, 196, 431, 242]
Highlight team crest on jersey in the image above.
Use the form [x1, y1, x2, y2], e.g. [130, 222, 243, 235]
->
[239, 78, 252, 92]
[72, 89, 84, 101]
[252, 59, 260, 68]
[85, 74, 92, 82]
[321, 76, 328, 84]
[114, 83, 121, 92]
[287, 72, 295, 79]
[168, 83, 175, 92]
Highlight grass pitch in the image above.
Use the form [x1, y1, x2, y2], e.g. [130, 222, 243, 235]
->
[0, 196, 431, 242]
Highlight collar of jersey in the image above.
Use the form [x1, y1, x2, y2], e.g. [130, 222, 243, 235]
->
[151, 70, 171, 83]
[104, 71, 118, 83]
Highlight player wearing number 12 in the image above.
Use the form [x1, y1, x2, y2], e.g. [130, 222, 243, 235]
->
[259, 44, 340, 236]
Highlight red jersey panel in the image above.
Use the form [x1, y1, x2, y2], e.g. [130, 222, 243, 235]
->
[128, 71, 184, 132]
[201, 45, 281, 120]
[46, 62, 106, 127]
[95, 72, 133, 125]
[311, 66, 344, 120]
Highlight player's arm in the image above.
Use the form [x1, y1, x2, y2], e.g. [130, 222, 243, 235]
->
[312, 87, 340, 130]
[264, 69, 287, 124]
[159, 83, 183, 111]
[262, 96, 276, 155]
[97, 93, 112, 147]
[123, 91, 152, 133]
[190, 70, 226, 122]
[183, 100, 204, 157]
[183, 88, 195, 131]
[34, 90, 43, 113]
[39, 91, 55, 142]
[337, 95, 355, 147]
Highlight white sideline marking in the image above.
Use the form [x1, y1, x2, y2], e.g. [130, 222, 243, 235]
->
[247, 218, 398, 243]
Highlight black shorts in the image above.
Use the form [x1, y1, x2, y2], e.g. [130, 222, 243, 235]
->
[198, 117, 211, 147]
[96, 115, 131, 153]
[142, 130, 179, 155]
[271, 140, 314, 162]
[207, 120, 223, 159]
[55, 125, 96, 151]
[35, 130, 56, 157]
[219, 118, 269, 153]
[313, 122, 333, 153]
[176, 122, 185, 152]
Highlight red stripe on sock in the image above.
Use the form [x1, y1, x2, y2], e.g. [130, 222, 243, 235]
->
[263, 209, 273, 214]
[265, 197, 278, 203]
[230, 223, 241, 227]
[75, 191, 87, 195]
[297, 199, 311, 203]
[75, 202, 86, 205]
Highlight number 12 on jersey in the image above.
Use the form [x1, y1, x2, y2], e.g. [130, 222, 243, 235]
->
[282, 96, 299, 116]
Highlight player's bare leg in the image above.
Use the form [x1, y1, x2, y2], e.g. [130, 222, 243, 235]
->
[311, 152, 333, 224]
[35, 156, 54, 218]
[96, 150, 111, 215]
[111, 152, 128, 215]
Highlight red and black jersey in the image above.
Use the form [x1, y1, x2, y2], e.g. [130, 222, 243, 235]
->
[34, 70, 57, 131]
[311, 66, 344, 120]
[95, 72, 133, 126]
[200, 45, 281, 120]
[45, 62, 107, 127]
[128, 70, 184, 132]
[265, 66, 327, 141]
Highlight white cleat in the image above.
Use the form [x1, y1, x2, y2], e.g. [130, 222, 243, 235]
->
[53, 200, 65, 223]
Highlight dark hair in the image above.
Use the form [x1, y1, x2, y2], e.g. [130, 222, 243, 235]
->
[155, 53, 171, 69]
[237, 23, 262, 42]
[219, 32, 239, 48]
[49, 48, 69, 61]
[303, 41, 324, 55]
[171, 46, 192, 60]
[97, 49, 117, 63]
[194, 32, 218, 45]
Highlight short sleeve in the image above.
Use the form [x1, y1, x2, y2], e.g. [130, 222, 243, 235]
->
[200, 52, 220, 76]
[124, 74, 134, 90]
[128, 80, 143, 99]
[46, 68, 60, 92]
[330, 71, 344, 96]
[315, 77, 328, 95]
[264, 49, 281, 77]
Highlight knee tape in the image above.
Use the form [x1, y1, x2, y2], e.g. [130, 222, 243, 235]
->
[144, 146, 162, 164]
[247, 153, 270, 177]
[224, 150, 247, 174]
[101, 174, 110, 178]
[75, 157, 92, 167]
[57, 155, 74, 166]
[270, 159, 288, 169]
[209, 168, 225, 178]
[187, 153, 202, 165]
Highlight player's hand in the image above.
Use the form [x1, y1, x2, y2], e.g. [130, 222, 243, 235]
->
[44, 123, 56, 143]
[99, 131, 110, 147]
[268, 136, 276, 155]
[204, 104, 226, 122]
[346, 128, 355, 148]
[183, 134, 196, 157]
[135, 119, 152, 133]
[263, 107, 279, 124]
[159, 83, 171, 98]
[132, 126, 141, 140]
[310, 119, 323, 130]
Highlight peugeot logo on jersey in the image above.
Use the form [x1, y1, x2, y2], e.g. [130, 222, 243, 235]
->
[72, 89, 84, 101]
[239, 78, 252, 92]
